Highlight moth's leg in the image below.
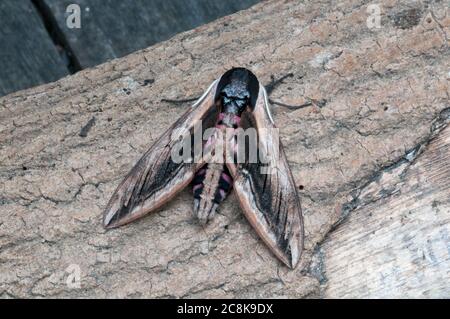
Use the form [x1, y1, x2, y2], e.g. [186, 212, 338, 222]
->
[270, 98, 327, 110]
[264, 73, 294, 95]
[161, 97, 200, 105]
[265, 73, 326, 110]
[269, 99, 312, 110]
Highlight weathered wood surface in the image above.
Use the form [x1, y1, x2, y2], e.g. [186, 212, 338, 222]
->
[0, 0, 449, 298]
[43, 0, 261, 68]
[321, 124, 450, 298]
[0, 1, 69, 97]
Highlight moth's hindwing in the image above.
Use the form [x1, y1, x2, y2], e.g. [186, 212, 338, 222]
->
[226, 84, 304, 269]
[103, 80, 219, 228]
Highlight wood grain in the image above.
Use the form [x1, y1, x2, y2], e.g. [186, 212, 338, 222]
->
[0, 0, 448, 298]
[321, 125, 450, 298]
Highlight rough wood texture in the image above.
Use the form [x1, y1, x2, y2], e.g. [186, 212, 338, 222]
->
[43, 0, 260, 68]
[0, 0, 449, 298]
[321, 124, 450, 298]
[0, 1, 69, 97]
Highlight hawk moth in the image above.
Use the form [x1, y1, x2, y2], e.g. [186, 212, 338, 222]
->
[103, 68, 304, 268]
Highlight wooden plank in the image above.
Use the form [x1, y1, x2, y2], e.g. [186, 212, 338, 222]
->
[322, 124, 450, 298]
[43, 0, 261, 68]
[0, 1, 69, 97]
[0, 0, 448, 298]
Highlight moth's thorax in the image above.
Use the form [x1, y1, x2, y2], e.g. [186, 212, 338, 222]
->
[217, 112, 241, 129]
[219, 73, 251, 116]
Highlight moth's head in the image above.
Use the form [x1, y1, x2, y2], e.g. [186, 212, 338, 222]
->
[216, 68, 259, 115]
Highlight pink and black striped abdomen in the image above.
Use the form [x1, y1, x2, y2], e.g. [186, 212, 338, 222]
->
[192, 164, 233, 223]
[192, 112, 240, 224]
[193, 164, 233, 202]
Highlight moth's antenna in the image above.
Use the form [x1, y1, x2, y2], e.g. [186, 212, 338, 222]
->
[192, 80, 218, 108]
[261, 86, 275, 125]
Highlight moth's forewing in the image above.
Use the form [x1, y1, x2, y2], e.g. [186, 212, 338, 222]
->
[226, 85, 304, 268]
[103, 80, 219, 228]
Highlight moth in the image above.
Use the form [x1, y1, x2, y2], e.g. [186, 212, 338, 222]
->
[103, 68, 304, 268]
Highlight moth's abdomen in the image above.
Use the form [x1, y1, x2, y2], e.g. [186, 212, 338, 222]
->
[192, 166, 207, 199]
[193, 163, 233, 224]
[215, 166, 232, 203]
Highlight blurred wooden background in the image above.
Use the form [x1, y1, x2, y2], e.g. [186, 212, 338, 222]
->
[0, 0, 260, 97]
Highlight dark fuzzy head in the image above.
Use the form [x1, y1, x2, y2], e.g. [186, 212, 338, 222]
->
[216, 68, 259, 114]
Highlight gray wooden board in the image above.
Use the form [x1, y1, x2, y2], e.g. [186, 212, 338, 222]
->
[1, 0, 448, 298]
[322, 125, 450, 298]
[43, 0, 261, 68]
[0, 1, 69, 97]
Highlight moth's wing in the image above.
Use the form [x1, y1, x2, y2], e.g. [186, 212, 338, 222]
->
[226, 85, 304, 268]
[104, 80, 219, 228]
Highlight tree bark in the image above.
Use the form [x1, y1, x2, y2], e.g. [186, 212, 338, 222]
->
[0, 0, 449, 298]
